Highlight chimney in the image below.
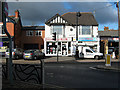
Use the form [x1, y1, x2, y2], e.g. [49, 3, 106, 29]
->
[15, 10, 19, 18]
[104, 26, 109, 31]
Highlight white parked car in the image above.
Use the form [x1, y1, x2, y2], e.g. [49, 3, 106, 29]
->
[78, 46, 103, 60]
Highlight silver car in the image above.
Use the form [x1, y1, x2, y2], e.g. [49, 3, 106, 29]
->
[5, 48, 23, 59]
[23, 49, 45, 60]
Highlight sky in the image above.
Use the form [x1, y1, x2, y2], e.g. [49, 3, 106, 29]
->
[7, 1, 120, 31]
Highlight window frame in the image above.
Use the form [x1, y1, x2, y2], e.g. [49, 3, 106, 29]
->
[81, 26, 91, 35]
[52, 25, 63, 35]
[26, 30, 33, 36]
[35, 30, 42, 36]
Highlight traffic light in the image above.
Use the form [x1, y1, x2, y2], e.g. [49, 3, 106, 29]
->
[52, 32, 56, 41]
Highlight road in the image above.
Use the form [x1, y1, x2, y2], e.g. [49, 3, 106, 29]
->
[1, 57, 120, 88]
[44, 62, 120, 88]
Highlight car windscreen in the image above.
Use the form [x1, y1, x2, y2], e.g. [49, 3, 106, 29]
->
[24, 50, 34, 53]
[91, 49, 95, 52]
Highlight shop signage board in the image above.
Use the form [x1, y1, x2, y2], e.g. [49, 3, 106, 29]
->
[105, 54, 111, 66]
[78, 37, 97, 41]
[45, 37, 71, 41]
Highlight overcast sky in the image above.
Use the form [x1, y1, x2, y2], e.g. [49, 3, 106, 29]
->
[7, 2, 119, 30]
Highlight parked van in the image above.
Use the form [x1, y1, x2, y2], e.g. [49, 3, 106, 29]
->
[78, 46, 103, 60]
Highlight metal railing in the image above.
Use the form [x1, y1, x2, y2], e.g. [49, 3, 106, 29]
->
[2, 60, 44, 84]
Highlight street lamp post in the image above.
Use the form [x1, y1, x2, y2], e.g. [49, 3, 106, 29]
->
[76, 12, 81, 59]
[116, 1, 120, 60]
[76, 11, 81, 41]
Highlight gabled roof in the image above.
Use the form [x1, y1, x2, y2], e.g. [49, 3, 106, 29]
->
[45, 12, 98, 26]
[22, 26, 45, 30]
[45, 13, 71, 25]
[98, 30, 118, 37]
[62, 12, 98, 26]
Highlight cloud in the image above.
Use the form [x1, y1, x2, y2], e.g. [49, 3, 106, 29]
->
[8, 2, 118, 27]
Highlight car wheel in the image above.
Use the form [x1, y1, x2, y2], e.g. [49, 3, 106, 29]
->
[34, 56, 37, 60]
[95, 56, 99, 60]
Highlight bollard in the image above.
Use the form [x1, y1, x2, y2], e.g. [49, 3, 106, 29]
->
[105, 54, 111, 66]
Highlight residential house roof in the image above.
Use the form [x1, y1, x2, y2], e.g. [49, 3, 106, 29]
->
[62, 12, 98, 26]
[98, 30, 118, 37]
[45, 12, 98, 26]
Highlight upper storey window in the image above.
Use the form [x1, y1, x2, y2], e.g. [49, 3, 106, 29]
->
[53, 26, 62, 35]
[82, 26, 91, 35]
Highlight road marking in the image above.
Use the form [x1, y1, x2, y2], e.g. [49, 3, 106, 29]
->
[60, 66, 64, 68]
[89, 67, 97, 70]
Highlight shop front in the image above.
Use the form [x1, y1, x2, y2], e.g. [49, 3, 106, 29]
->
[44, 37, 73, 56]
[78, 37, 99, 52]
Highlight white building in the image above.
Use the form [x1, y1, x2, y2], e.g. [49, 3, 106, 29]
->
[44, 12, 99, 56]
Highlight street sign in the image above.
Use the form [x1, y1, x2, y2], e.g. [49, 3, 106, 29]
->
[105, 54, 111, 66]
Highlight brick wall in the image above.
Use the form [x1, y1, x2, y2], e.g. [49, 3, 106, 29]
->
[21, 30, 45, 50]
[14, 20, 22, 48]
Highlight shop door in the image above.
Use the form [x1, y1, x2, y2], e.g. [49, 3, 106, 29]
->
[62, 43, 68, 56]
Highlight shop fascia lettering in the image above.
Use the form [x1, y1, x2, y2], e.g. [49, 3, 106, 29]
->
[45, 37, 71, 41]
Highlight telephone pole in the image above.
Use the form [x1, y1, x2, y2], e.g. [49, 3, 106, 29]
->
[116, 1, 120, 60]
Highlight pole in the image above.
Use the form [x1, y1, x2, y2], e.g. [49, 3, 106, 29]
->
[117, 1, 120, 60]
[57, 32, 59, 62]
[76, 12, 78, 41]
[2, 2, 13, 84]
[41, 59, 44, 89]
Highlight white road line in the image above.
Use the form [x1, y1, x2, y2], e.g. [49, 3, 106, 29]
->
[89, 67, 97, 70]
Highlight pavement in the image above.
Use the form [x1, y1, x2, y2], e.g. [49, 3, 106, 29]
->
[1, 56, 120, 89]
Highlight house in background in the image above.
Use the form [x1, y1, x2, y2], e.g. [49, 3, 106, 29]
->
[98, 27, 119, 58]
[0, 10, 45, 52]
[0, 10, 22, 50]
[44, 12, 99, 56]
[21, 26, 45, 50]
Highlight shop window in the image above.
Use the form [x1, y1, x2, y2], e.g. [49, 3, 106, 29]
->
[82, 26, 91, 35]
[68, 42, 71, 54]
[26, 31, 33, 36]
[35, 31, 42, 36]
[46, 42, 57, 54]
[53, 25, 62, 35]
[58, 42, 61, 54]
